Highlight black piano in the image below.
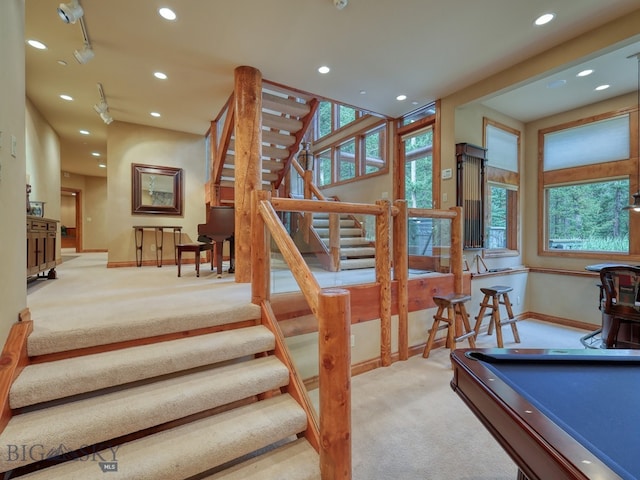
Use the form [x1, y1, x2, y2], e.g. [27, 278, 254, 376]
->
[197, 206, 235, 275]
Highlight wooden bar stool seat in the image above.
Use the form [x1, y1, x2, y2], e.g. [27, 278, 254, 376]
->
[176, 242, 214, 277]
[423, 293, 476, 358]
[473, 285, 520, 348]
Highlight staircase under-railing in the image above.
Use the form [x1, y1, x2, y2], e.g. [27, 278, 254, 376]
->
[251, 189, 464, 479]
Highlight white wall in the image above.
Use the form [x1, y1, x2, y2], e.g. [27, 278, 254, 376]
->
[106, 121, 206, 266]
[0, 0, 26, 343]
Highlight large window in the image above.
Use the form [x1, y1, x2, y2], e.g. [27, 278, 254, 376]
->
[403, 127, 434, 209]
[395, 103, 439, 210]
[540, 111, 635, 256]
[484, 119, 520, 255]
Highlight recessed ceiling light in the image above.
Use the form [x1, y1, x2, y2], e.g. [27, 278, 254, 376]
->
[396, 94, 407, 101]
[359, 90, 366, 95]
[150, 112, 161, 117]
[318, 66, 330, 74]
[534, 13, 555, 26]
[92, 152, 100, 157]
[577, 69, 594, 77]
[158, 7, 177, 21]
[57, 59, 68, 66]
[98, 162, 107, 168]
[154, 72, 168, 80]
[595, 84, 610, 91]
[546, 79, 566, 89]
[79, 130, 90, 135]
[59, 94, 73, 101]
[27, 39, 47, 50]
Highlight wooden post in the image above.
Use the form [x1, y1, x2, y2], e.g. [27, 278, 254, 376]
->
[234, 66, 262, 283]
[451, 206, 463, 293]
[303, 169, 313, 243]
[329, 212, 341, 272]
[376, 199, 392, 367]
[393, 199, 409, 360]
[318, 288, 351, 480]
[252, 190, 270, 304]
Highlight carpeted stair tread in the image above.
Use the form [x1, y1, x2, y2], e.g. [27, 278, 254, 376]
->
[340, 258, 377, 270]
[1, 356, 290, 472]
[15, 394, 307, 480]
[315, 227, 362, 237]
[11, 325, 275, 409]
[28, 301, 261, 356]
[340, 246, 376, 258]
[203, 437, 320, 479]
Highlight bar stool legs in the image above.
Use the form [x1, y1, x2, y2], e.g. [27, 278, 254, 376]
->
[423, 293, 476, 358]
[474, 285, 520, 348]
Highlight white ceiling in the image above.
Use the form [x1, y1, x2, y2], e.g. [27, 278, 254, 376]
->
[24, 0, 640, 178]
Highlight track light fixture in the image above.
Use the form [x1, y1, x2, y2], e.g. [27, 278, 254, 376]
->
[74, 44, 94, 64]
[58, 0, 94, 64]
[57, 1, 84, 24]
[94, 83, 113, 125]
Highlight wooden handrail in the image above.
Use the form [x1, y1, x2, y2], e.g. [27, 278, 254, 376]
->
[254, 192, 352, 478]
[254, 190, 463, 480]
[257, 199, 321, 316]
[271, 197, 388, 216]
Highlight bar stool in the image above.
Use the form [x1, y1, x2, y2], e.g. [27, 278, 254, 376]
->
[473, 285, 520, 348]
[423, 293, 476, 358]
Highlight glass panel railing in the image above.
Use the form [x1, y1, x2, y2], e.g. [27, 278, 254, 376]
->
[407, 214, 453, 277]
[270, 211, 378, 294]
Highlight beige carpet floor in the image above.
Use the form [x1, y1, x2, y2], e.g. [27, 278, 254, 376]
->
[27, 251, 591, 479]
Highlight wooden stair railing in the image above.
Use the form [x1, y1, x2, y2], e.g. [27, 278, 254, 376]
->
[253, 191, 354, 479]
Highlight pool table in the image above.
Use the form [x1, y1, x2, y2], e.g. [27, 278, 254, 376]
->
[450, 348, 640, 480]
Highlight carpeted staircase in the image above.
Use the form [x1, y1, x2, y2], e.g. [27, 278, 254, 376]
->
[313, 213, 376, 270]
[2, 305, 320, 479]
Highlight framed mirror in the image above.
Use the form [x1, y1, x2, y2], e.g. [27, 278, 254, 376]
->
[131, 163, 183, 215]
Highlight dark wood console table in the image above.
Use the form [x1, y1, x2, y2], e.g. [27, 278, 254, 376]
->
[27, 216, 58, 279]
[133, 226, 182, 267]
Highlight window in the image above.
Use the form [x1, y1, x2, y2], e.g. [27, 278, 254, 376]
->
[313, 101, 363, 141]
[395, 104, 438, 211]
[546, 179, 629, 252]
[338, 139, 356, 181]
[403, 127, 434, 209]
[317, 149, 332, 186]
[312, 122, 388, 188]
[484, 119, 520, 254]
[363, 125, 385, 174]
[540, 111, 635, 256]
[316, 101, 332, 139]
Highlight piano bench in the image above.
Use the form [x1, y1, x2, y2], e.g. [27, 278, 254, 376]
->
[176, 243, 213, 277]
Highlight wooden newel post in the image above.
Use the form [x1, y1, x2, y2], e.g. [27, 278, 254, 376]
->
[318, 288, 352, 480]
[450, 206, 463, 293]
[234, 66, 262, 283]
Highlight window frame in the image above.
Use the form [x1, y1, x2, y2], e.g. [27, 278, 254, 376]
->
[483, 118, 520, 257]
[538, 107, 639, 260]
[313, 119, 389, 189]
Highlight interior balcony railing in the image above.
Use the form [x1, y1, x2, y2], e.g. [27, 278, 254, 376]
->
[251, 189, 463, 479]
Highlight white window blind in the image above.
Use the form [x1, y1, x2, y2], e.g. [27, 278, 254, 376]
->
[543, 115, 630, 171]
[486, 124, 518, 172]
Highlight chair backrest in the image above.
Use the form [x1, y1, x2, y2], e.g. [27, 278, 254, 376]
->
[599, 266, 640, 320]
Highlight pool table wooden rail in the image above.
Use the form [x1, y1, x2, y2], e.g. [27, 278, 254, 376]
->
[450, 348, 629, 480]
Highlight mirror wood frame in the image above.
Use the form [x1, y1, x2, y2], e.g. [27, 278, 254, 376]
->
[131, 163, 183, 215]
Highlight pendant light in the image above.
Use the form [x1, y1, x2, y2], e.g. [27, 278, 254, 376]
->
[622, 52, 640, 212]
